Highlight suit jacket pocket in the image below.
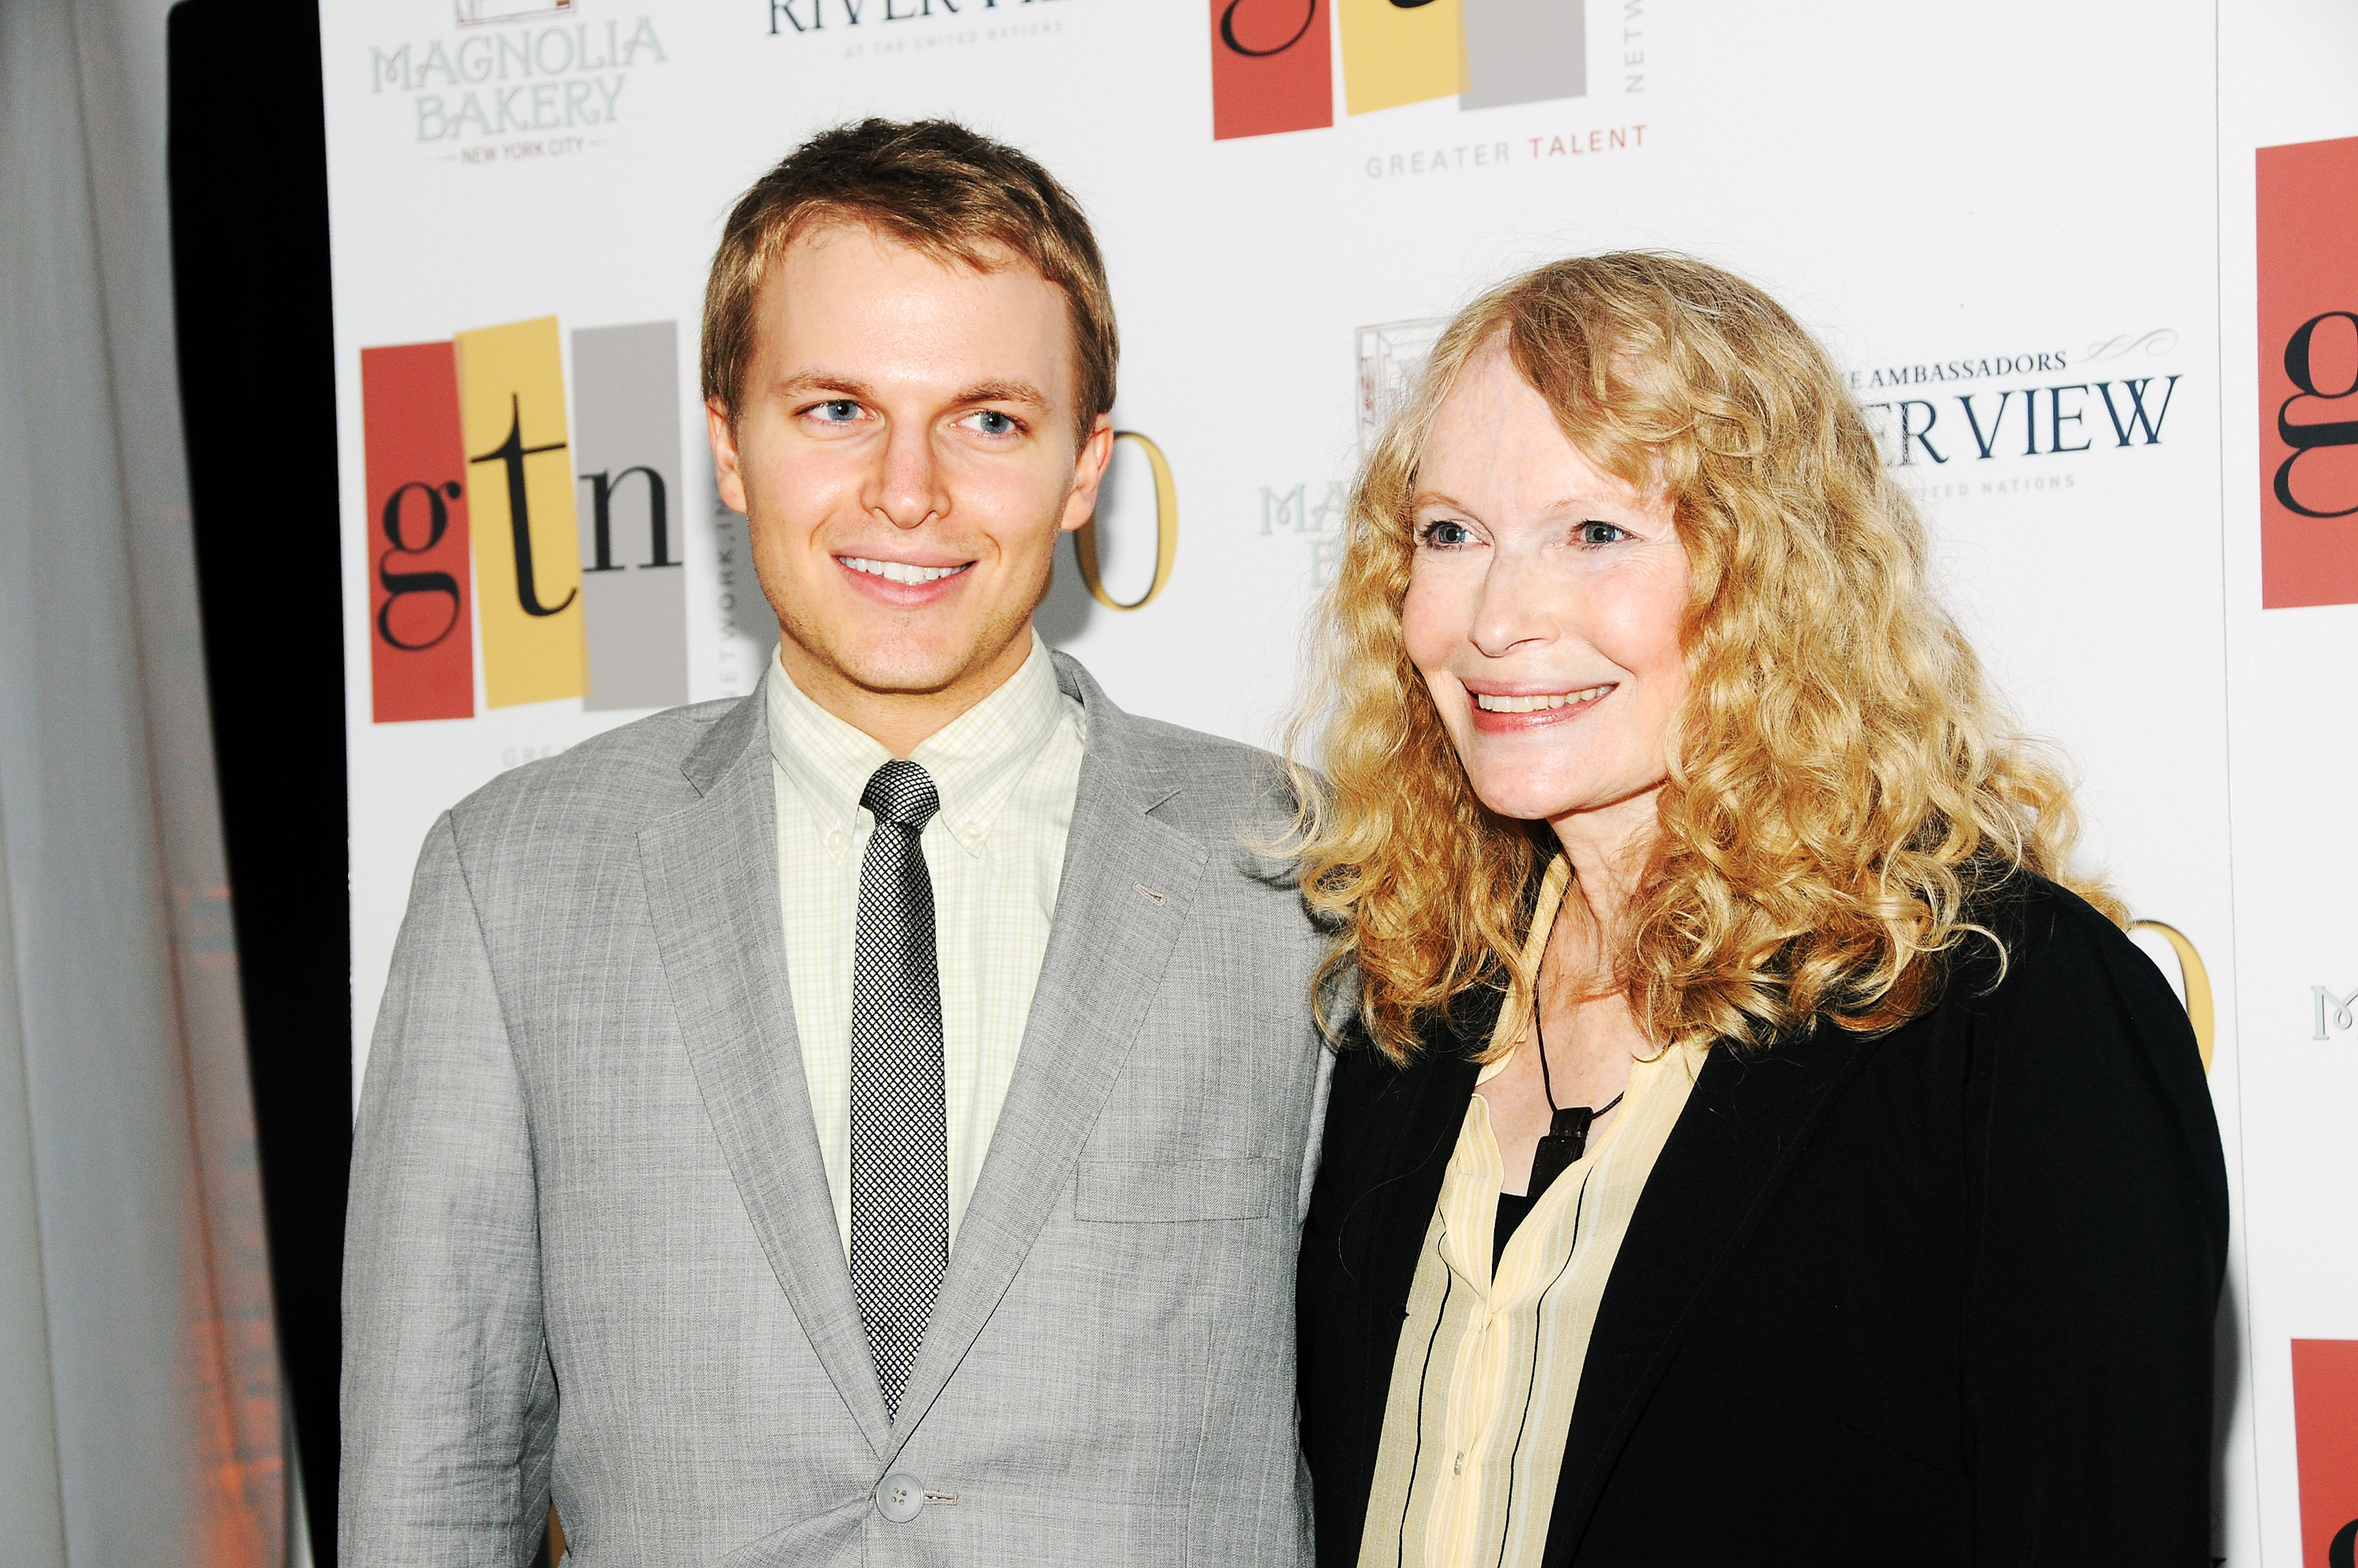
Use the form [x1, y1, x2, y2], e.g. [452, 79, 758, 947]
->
[1074, 1158, 1283, 1222]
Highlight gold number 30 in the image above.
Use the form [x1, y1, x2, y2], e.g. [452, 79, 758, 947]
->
[1072, 431, 1178, 611]
[2128, 920, 2215, 1074]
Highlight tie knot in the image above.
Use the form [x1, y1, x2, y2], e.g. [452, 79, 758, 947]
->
[862, 759, 940, 831]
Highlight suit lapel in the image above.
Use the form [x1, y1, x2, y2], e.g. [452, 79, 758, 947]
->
[884, 658, 1210, 1448]
[1348, 1024, 1483, 1483]
[1541, 1026, 1880, 1566]
[638, 689, 893, 1455]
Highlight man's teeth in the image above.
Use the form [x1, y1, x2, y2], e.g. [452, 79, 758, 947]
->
[1474, 686, 1612, 714]
[843, 556, 967, 586]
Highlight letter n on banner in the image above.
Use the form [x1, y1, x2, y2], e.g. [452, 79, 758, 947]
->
[1461, 0, 1584, 110]
[455, 316, 588, 707]
[2292, 1340, 2358, 1568]
[572, 321, 688, 711]
[360, 341, 474, 722]
[1210, 0, 1331, 140]
[2256, 134, 2358, 609]
[1337, 0, 1464, 116]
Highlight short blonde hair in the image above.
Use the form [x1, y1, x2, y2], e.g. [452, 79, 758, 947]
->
[1288, 252, 2120, 1063]
[700, 118, 1117, 438]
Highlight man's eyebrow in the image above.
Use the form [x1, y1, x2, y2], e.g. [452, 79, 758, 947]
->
[768, 372, 1052, 413]
[773, 369, 876, 402]
[954, 379, 1050, 411]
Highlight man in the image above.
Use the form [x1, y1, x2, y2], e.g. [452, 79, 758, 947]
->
[341, 120, 1331, 1566]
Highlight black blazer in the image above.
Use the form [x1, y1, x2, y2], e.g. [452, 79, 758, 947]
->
[1299, 878, 2228, 1567]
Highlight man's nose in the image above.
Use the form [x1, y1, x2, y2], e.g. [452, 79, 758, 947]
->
[871, 417, 948, 531]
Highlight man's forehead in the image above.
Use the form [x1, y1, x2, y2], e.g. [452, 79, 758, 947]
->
[753, 223, 1074, 390]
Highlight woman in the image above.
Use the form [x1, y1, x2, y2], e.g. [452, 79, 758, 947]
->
[1291, 254, 2226, 1568]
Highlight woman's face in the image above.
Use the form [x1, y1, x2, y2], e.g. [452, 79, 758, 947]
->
[1401, 342, 1691, 827]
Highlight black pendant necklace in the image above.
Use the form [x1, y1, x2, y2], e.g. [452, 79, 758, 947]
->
[1526, 995, 1622, 1201]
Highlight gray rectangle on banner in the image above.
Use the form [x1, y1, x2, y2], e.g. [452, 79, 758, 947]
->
[1462, 0, 1586, 110]
[573, 321, 689, 712]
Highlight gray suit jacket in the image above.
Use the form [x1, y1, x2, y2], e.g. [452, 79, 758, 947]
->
[341, 654, 1334, 1568]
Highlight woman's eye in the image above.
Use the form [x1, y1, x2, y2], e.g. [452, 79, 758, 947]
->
[1419, 520, 1475, 548]
[966, 409, 1019, 437]
[1575, 520, 1629, 545]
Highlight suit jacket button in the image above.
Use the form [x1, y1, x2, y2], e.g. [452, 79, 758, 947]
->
[876, 1472, 924, 1524]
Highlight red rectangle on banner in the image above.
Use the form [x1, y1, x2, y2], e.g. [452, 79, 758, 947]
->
[2257, 134, 2358, 609]
[2294, 1339, 2358, 1568]
[361, 342, 476, 722]
[1210, 0, 1331, 140]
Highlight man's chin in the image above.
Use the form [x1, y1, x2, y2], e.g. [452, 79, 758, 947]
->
[781, 623, 1026, 702]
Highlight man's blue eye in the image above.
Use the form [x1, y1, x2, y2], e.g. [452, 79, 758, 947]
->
[974, 411, 1015, 435]
[823, 401, 859, 420]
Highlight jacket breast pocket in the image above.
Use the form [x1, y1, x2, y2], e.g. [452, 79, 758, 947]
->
[1073, 1157, 1283, 1223]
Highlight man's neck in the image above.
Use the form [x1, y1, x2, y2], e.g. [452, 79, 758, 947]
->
[775, 628, 1038, 758]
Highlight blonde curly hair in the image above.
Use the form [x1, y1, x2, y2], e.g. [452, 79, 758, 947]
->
[1287, 252, 2121, 1064]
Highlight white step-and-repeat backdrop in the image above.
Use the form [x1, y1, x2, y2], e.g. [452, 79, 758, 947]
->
[318, 2, 2358, 1559]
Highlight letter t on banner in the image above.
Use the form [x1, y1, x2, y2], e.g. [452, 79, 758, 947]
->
[1210, 0, 1332, 139]
[456, 316, 588, 707]
[1338, 0, 1465, 116]
[2256, 134, 2358, 609]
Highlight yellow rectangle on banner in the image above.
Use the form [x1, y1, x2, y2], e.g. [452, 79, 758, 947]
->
[455, 316, 586, 708]
[1339, 0, 1467, 115]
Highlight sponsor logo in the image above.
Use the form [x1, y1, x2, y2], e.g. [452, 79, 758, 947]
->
[366, 9, 668, 156]
[2316, 985, 2358, 1041]
[1849, 330, 2184, 494]
[2257, 134, 2358, 610]
[1212, 0, 1616, 143]
[359, 318, 688, 722]
[763, 0, 1067, 40]
[459, 0, 575, 23]
[2294, 1341, 2358, 1568]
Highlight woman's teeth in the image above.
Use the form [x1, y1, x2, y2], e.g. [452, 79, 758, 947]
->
[1473, 686, 1612, 714]
[842, 556, 967, 586]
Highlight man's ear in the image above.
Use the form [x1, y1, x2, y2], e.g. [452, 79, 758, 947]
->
[707, 396, 750, 516]
[1058, 413, 1118, 534]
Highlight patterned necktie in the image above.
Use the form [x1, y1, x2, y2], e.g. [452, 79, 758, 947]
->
[849, 758, 950, 1421]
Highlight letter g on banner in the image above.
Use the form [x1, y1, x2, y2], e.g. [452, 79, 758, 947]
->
[2274, 309, 2358, 518]
[1074, 431, 1178, 611]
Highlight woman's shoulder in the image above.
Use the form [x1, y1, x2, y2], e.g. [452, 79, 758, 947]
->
[1951, 872, 2165, 1008]
[1925, 871, 2206, 1089]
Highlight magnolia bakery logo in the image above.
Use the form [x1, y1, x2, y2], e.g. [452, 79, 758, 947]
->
[367, 6, 669, 150]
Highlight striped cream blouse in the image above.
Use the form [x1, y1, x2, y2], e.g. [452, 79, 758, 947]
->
[1357, 857, 1702, 1568]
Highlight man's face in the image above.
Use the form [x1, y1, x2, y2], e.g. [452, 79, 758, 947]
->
[709, 222, 1111, 730]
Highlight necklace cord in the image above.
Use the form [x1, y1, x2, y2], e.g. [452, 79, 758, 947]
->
[1533, 986, 1625, 1122]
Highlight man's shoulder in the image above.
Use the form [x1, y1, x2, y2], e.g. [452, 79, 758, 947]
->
[446, 695, 748, 848]
[1106, 709, 1299, 832]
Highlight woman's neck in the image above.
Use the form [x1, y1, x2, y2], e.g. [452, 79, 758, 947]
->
[1546, 784, 1664, 935]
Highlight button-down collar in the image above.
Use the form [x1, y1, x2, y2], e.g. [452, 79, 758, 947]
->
[765, 632, 1068, 860]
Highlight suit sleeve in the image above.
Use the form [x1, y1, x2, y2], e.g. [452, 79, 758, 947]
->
[1962, 902, 2229, 1566]
[341, 813, 556, 1568]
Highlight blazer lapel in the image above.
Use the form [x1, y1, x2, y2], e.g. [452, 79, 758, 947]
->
[1541, 1026, 1880, 1566]
[1347, 1023, 1483, 1482]
[638, 689, 892, 1456]
[884, 657, 1210, 1448]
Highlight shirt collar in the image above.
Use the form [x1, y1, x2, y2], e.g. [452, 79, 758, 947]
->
[765, 631, 1071, 858]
